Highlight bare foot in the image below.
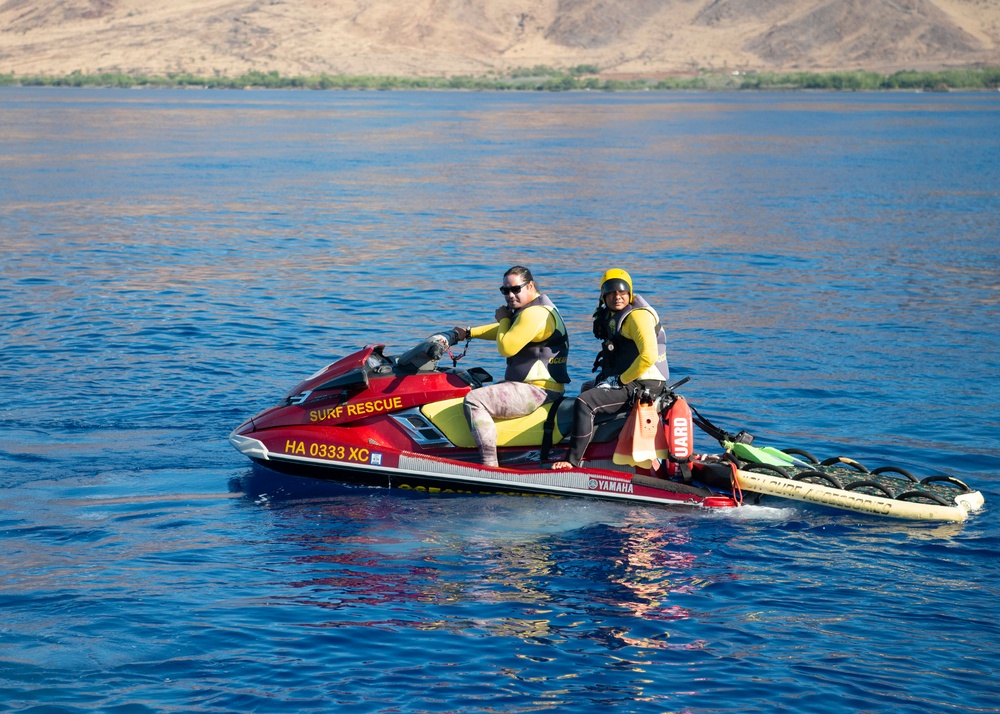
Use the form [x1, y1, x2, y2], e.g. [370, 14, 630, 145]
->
[551, 461, 573, 470]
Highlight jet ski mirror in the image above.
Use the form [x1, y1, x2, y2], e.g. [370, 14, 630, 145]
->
[312, 368, 369, 392]
[286, 367, 370, 405]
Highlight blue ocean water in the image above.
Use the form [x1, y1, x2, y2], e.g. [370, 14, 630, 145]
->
[1, 87, 999, 712]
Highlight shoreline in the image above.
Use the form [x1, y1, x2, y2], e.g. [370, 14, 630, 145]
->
[2, 67, 999, 92]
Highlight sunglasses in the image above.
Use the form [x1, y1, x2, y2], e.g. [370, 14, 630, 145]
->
[499, 281, 529, 296]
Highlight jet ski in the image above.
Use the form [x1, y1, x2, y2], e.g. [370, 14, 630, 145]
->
[230, 330, 984, 522]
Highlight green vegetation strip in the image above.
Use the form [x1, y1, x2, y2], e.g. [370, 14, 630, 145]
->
[2, 66, 999, 91]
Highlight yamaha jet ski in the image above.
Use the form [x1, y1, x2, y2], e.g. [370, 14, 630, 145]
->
[230, 329, 739, 512]
[230, 330, 985, 522]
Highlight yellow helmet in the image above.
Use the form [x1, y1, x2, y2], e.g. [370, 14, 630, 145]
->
[599, 268, 633, 302]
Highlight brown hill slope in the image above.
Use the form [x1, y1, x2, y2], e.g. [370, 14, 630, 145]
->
[1, 0, 998, 78]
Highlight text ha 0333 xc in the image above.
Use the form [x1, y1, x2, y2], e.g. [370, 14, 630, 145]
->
[230, 330, 985, 522]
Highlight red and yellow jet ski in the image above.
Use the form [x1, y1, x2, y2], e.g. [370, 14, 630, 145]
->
[230, 330, 740, 512]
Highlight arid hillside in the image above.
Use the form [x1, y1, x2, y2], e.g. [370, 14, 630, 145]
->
[2, 0, 999, 78]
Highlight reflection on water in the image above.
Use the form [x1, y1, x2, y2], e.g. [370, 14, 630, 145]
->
[238, 467, 734, 654]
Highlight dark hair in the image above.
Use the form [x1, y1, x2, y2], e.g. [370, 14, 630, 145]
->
[504, 266, 534, 285]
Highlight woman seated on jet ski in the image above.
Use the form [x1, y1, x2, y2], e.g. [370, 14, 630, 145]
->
[553, 269, 669, 470]
[453, 266, 571, 467]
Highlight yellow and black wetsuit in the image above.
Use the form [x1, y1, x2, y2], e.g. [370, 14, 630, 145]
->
[469, 293, 570, 391]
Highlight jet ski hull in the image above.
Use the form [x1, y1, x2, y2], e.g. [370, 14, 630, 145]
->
[230, 427, 738, 510]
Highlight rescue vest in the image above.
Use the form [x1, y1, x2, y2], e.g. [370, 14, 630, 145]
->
[504, 294, 571, 385]
[597, 294, 669, 383]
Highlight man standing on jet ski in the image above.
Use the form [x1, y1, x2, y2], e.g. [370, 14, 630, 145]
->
[453, 266, 570, 467]
[553, 269, 669, 470]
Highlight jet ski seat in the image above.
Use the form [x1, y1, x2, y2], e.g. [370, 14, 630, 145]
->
[420, 395, 631, 450]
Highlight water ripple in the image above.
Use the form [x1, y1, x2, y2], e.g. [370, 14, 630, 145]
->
[1, 88, 998, 712]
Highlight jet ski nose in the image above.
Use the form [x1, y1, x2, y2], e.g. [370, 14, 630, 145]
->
[229, 429, 269, 460]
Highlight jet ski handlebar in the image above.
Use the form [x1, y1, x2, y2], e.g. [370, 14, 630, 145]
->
[394, 328, 462, 372]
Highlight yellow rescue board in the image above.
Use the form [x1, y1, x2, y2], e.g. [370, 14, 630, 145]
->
[735, 468, 985, 522]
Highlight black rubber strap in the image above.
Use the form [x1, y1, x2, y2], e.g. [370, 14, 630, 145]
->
[541, 395, 565, 463]
[690, 404, 754, 446]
